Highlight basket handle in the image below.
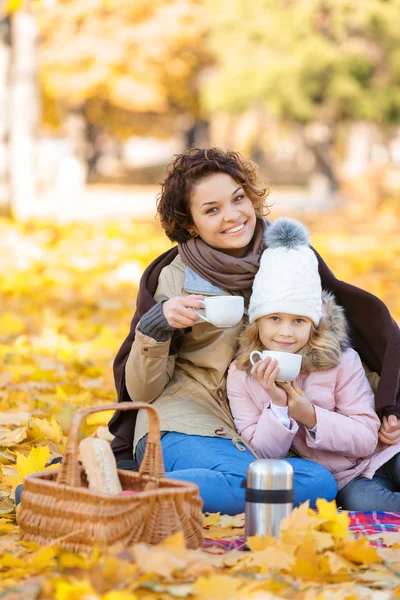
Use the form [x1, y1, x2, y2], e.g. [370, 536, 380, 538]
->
[56, 402, 165, 488]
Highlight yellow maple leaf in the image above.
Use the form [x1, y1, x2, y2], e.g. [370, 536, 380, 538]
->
[0, 553, 25, 569]
[320, 551, 356, 575]
[238, 545, 295, 573]
[290, 556, 324, 581]
[246, 534, 276, 553]
[56, 401, 74, 435]
[85, 410, 115, 427]
[1, 468, 20, 493]
[341, 537, 383, 565]
[219, 513, 245, 528]
[29, 546, 58, 571]
[280, 501, 321, 533]
[29, 416, 63, 444]
[131, 543, 186, 578]
[102, 592, 137, 600]
[315, 498, 350, 537]
[58, 551, 91, 570]
[0, 426, 27, 447]
[193, 575, 243, 600]
[0, 411, 30, 426]
[310, 530, 335, 552]
[295, 530, 319, 563]
[54, 578, 97, 600]
[202, 524, 244, 539]
[203, 512, 221, 527]
[16, 446, 51, 480]
[203, 513, 244, 538]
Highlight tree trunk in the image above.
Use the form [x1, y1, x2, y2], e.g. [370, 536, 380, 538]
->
[0, 14, 11, 213]
[10, 7, 39, 221]
[302, 122, 338, 200]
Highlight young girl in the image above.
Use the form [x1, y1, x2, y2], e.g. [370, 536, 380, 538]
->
[227, 218, 400, 511]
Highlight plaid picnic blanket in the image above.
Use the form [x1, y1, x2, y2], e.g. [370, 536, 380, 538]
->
[202, 511, 400, 553]
[348, 511, 400, 539]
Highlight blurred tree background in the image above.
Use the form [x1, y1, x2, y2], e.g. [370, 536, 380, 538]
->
[0, 0, 398, 320]
[202, 0, 400, 195]
[38, 0, 209, 141]
[2, 0, 400, 216]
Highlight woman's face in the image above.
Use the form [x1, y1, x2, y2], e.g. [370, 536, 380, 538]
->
[188, 173, 257, 257]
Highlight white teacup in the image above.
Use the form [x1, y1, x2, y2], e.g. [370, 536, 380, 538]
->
[193, 296, 244, 328]
[249, 350, 302, 382]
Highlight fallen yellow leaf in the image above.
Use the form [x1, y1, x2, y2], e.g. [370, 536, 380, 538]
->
[315, 499, 350, 537]
[53, 578, 97, 600]
[0, 426, 27, 447]
[193, 575, 243, 600]
[29, 416, 64, 444]
[16, 446, 51, 479]
[340, 537, 383, 565]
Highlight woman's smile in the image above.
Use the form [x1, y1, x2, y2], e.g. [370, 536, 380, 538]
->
[222, 221, 248, 235]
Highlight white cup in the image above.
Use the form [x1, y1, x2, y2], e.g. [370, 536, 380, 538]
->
[249, 350, 302, 382]
[193, 296, 244, 328]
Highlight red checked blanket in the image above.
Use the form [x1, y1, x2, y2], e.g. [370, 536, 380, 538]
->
[202, 511, 400, 553]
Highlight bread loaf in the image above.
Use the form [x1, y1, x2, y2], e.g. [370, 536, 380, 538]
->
[79, 437, 123, 495]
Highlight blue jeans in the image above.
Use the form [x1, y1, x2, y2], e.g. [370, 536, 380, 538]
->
[336, 453, 400, 512]
[136, 432, 337, 514]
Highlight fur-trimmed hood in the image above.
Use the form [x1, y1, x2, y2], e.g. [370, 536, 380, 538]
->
[301, 290, 350, 372]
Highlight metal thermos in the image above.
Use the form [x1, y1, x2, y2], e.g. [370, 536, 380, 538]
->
[244, 459, 293, 538]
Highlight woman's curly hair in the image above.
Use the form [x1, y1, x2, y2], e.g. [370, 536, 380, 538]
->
[156, 147, 270, 243]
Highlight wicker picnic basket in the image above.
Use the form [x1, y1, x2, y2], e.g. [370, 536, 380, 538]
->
[18, 403, 204, 552]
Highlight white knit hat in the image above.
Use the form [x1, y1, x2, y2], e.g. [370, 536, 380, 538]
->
[249, 218, 322, 325]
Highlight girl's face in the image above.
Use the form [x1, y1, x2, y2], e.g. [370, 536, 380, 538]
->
[257, 313, 313, 353]
[188, 173, 257, 257]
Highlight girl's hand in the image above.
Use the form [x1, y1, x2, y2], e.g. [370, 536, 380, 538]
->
[280, 382, 317, 429]
[162, 295, 204, 329]
[250, 357, 288, 407]
[378, 415, 400, 445]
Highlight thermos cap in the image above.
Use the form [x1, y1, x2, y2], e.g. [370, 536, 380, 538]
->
[247, 459, 293, 491]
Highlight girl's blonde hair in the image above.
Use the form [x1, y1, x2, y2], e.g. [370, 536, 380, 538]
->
[235, 316, 342, 373]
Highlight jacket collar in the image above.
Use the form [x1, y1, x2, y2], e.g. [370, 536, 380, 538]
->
[301, 291, 350, 371]
[184, 265, 225, 295]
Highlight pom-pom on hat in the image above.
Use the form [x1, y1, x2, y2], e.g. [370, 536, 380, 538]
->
[248, 218, 322, 325]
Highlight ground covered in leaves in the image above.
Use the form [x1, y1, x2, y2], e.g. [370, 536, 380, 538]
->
[0, 201, 399, 599]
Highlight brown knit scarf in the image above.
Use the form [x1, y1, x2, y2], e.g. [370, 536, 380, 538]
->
[178, 218, 267, 305]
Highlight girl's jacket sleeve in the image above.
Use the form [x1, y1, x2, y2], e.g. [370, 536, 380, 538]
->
[125, 265, 177, 403]
[227, 362, 299, 458]
[305, 348, 379, 457]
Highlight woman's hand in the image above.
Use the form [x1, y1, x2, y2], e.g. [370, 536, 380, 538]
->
[378, 415, 400, 445]
[250, 357, 288, 407]
[279, 382, 317, 429]
[162, 295, 204, 329]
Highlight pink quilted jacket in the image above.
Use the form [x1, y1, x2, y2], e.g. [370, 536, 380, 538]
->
[227, 347, 400, 491]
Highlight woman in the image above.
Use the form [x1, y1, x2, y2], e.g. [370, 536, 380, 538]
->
[110, 147, 400, 514]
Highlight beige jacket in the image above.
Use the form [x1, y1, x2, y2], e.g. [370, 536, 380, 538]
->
[125, 255, 255, 456]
